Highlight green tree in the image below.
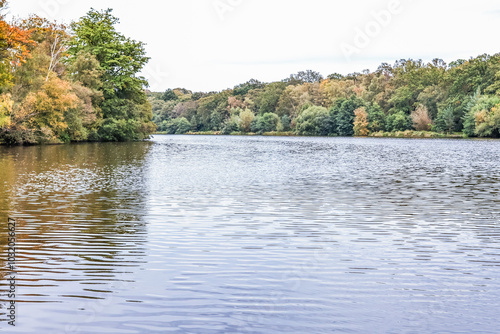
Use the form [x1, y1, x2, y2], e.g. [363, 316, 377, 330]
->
[233, 79, 265, 96]
[280, 115, 291, 131]
[461, 88, 483, 136]
[255, 82, 286, 115]
[295, 106, 331, 136]
[162, 89, 178, 102]
[330, 96, 365, 136]
[209, 110, 223, 131]
[196, 91, 230, 130]
[447, 54, 499, 99]
[386, 111, 411, 131]
[162, 117, 191, 134]
[285, 70, 324, 85]
[367, 103, 386, 132]
[388, 86, 414, 115]
[175, 117, 191, 134]
[253, 112, 279, 133]
[433, 105, 456, 133]
[221, 117, 239, 134]
[67, 8, 155, 141]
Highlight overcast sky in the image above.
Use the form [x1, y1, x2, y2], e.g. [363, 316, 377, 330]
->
[6, 0, 500, 92]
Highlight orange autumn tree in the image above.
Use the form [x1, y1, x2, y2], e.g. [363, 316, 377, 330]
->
[1, 4, 155, 144]
[0, 12, 82, 144]
[0, 2, 34, 91]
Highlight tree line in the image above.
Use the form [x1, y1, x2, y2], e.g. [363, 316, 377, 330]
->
[0, 2, 155, 145]
[151, 56, 500, 138]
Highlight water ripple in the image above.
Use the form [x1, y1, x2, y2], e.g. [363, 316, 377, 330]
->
[0, 136, 499, 333]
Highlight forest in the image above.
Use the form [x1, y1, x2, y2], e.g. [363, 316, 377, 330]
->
[151, 56, 500, 138]
[0, 2, 155, 144]
[2, 0, 500, 144]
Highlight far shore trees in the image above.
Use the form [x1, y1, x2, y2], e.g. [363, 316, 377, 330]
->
[151, 53, 500, 138]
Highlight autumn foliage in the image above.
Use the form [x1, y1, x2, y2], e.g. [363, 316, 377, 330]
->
[151, 52, 500, 138]
[0, 4, 155, 144]
[411, 104, 432, 131]
[353, 107, 369, 136]
[0, 10, 34, 89]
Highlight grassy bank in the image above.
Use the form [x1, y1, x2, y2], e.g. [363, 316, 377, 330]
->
[155, 131, 467, 139]
[156, 131, 296, 136]
[368, 131, 465, 139]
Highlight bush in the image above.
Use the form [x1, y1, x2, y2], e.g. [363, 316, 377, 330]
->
[295, 106, 331, 136]
[98, 119, 139, 141]
[386, 111, 411, 132]
[253, 112, 279, 134]
[162, 117, 192, 134]
[221, 118, 239, 135]
[175, 117, 192, 134]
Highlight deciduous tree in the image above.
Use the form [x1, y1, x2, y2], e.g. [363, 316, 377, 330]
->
[353, 107, 369, 136]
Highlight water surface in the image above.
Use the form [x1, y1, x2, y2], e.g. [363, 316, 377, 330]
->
[1, 135, 500, 333]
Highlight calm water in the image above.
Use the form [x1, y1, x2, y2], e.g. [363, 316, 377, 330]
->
[1, 135, 500, 333]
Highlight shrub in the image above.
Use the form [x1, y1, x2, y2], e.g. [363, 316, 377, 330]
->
[175, 117, 192, 134]
[98, 119, 139, 141]
[221, 117, 239, 135]
[295, 106, 331, 136]
[253, 112, 279, 133]
[162, 117, 192, 134]
[386, 111, 411, 132]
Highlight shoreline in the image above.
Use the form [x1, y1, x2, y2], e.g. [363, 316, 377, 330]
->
[154, 130, 470, 139]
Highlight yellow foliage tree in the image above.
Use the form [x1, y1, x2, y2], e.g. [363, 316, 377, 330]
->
[17, 76, 78, 142]
[238, 108, 254, 133]
[475, 105, 500, 137]
[0, 93, 13, 128]
[320, 79, 356, 108]
[353, 107, 369, 136]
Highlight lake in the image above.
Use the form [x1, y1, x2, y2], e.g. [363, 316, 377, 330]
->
[1, 135, 500, 333]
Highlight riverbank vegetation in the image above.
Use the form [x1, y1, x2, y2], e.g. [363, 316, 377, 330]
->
[151, 55, 500, 138]
[0, 2, 155, 144]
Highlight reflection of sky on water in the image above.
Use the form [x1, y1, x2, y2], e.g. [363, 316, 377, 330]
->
[0, 136, 499, 333]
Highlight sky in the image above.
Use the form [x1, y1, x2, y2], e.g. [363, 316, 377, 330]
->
[6, 0, 500, 92]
